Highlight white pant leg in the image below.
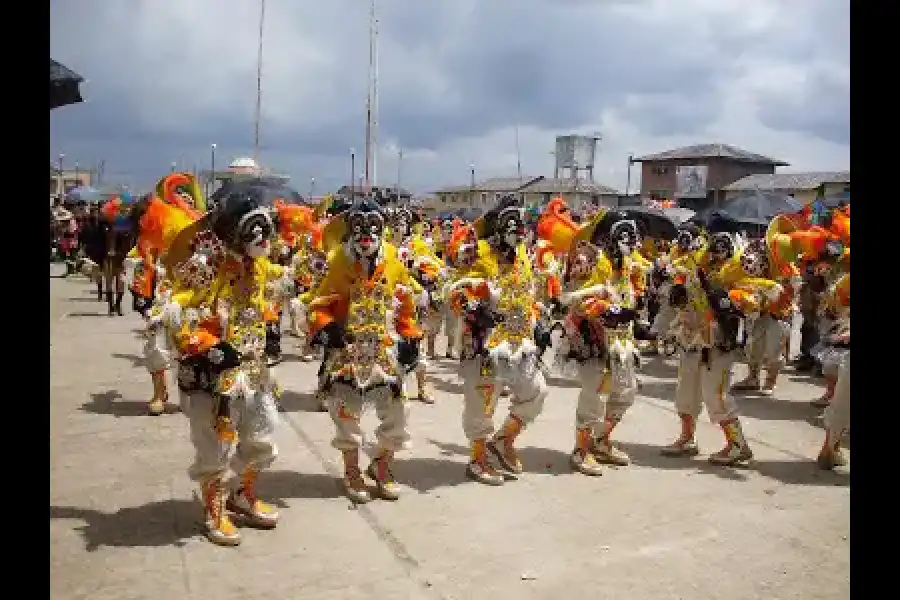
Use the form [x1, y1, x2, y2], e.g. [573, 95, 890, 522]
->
[506, 364, 549, 427]
[460, 360, 500, 441]
[699, 350, 740, 424]
[574, 362, 607, 434]
[603, 354, 638, 422]
[674, 351, 704, 417]
[143, 324, 173, 374]
[185, 391, 232, 482]
[230, 389, 279, 475]
[328, 383, 366, 451]
[373, 387, 411, 452]
[746, 315, 788, 368]
[825, 354, 850, 436]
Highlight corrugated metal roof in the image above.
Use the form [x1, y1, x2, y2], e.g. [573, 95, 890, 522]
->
[520, 178, 619, 195]
[634, 143, 789, 166]
[724, 171, 850, 191]
[435, 175, 619, 195]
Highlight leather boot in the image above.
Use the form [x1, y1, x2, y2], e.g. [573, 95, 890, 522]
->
[342, 449, 371, 503]
[148, 371, 168, 416]
[227, 469, 280, 527]
[201, 477, 241, 546]
[488, 415, 525, 476]
[415, 369, 434, 404]
[660, 413, 700, 456]
[465, 439, 504, 486]
[570, 427, 604, 476]
[592, 418, 631, 465]
[366, 450, 401, 500]
[709, 418, 754, 466]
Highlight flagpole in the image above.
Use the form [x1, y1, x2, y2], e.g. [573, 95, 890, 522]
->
[253, 0, 266, 165]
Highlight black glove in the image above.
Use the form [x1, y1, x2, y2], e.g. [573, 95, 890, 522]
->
[534, 323, 552, 354]
[633, 321, 657, 341]
[635, 294, 647, 311]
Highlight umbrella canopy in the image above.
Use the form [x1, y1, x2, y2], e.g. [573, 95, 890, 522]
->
[720, 190, 802, 221]
[619, 206, 679, 240]
[64, 186, 105, 203]
[208, 178, 305, 208]
[50, 59, 84, 110]
[661, 206, 695, 225]
[688, 209, 765, 233]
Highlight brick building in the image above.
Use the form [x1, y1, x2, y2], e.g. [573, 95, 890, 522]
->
[632, 143, 789, 211]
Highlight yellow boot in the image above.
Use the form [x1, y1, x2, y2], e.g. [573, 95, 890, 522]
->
[366, 450, 401, 500]
[709, 418, 754, 466]
[570, 427, 604, 476]
[201, 477, 241, 547]
[227, 469, 280, 528]
[465, 439, 504, 486]
[488, 415, 525, 476]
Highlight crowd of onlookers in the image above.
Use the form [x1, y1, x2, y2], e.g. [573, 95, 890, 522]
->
[49, 197, 109, 281]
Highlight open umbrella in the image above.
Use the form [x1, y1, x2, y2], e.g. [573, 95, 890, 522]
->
[618, 206, 679, 240]
[65, 186, 104, 203]
[208, 178, 305, 208]
[661, 206, 695, 225]
[705, 190, 802, 223]
[50, 59, 84, 110]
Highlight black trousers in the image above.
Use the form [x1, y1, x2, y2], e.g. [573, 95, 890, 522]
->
[799, 314, 819, 358]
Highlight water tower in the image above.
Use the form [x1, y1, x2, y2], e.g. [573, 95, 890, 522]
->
[554, 134, 601, 180]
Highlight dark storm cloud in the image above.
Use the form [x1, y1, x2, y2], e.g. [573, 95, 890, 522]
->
[50, 0, 849, 191]
[756, 69, 850, 146]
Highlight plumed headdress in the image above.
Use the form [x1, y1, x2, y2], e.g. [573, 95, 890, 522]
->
[472, 195, 524, 240]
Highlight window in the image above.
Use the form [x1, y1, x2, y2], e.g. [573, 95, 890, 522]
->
[651, 166, 670, 176]
[481, 193, 488, 203]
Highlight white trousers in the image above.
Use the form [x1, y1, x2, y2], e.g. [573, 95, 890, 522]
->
[825, 353, 850, 437]
[745, 315, 789, 369]
[674, 350, 739, 424]
[574, 358, 637, 434]
[328, 383, 410, 452]
[184, 388, 279, 482]
[459, 358, 548, 441]
[143, 323, 174, 374]
[443, 308, 461, 351]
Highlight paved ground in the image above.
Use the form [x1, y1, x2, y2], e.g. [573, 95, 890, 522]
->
[50, 265, 850, 600]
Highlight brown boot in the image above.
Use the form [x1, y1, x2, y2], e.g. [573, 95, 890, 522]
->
[592, 418, 631, 465]
[201, 477, 241, 547]
[366, 450, 401, 500]
[227, 469, 280, 528]
[661, 413, 700, 457]
[570, 427, 604, 476]
[488, 415, 525, 476]
[148, 370, 168, 416]
[709, 418, 753, 466]
[466, 439, 505, 486]
[341, 449, 372, 503]
[817, 430, 848, 470]
[732, 365, 761, 392]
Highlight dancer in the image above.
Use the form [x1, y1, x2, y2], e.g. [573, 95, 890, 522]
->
[148, 187, 290, 546]
[815, 273, 850, 469]
[447, 196, 548, 486]
[661, 230, 757, 466]
[306, 194, 422, 503]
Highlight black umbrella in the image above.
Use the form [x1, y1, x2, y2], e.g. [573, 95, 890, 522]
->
[50, 59, 84, 110]
[619, 206, 679, 240]
[208, 178, 305, 208]
[688, 209, 760, 234]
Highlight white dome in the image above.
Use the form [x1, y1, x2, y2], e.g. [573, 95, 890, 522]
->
[228, 157, 260, 170]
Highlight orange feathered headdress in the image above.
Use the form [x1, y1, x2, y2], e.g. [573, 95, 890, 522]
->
[273, 200, 316, 247]
[536, 196, 579, 254]
[155, 172, 205, 215]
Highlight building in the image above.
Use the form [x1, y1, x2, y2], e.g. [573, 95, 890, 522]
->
[723, 171, 850, 205]
[201, 157, 290, 196]
[429, 175, 620, 218]
[50, 164, 92, 202]
[632, 143, 789, 211]
[335, 185, 412, 203]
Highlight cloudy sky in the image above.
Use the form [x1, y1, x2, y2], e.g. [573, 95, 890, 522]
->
[50, 0, 849, 195]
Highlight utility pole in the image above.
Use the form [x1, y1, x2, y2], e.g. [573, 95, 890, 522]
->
[253, 0, 267, 164]
[363, 0, 379, 190]
[515, 125, 522, 180]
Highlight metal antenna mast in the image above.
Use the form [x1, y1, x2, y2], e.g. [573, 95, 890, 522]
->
[364, 0, 379, 189]
[253, 0, 266, 164]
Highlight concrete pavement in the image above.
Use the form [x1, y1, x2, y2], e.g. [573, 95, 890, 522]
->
[50, 270, 850, 600]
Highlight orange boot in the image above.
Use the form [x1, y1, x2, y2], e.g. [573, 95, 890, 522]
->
[201, 477, 241, 547]
[227, 469, 280, 528]
[466, 439, 504, 486]
[488, 415, 525, 476]
[660, 413, 699, 457]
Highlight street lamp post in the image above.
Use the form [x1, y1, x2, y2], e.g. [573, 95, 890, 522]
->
[58, 153, 65, 198]
[350, 148, 356, 198]
[170, 161, 177, 173]
[396, 147, 403, 190]
[309, 177, 315, 202]
[469, 162, 476, 209]
[74, 161, 80, 188]
[209, 143, 217, 198]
